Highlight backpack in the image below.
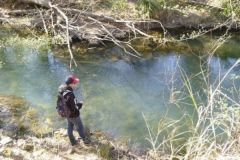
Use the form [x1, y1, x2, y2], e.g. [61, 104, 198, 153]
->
[56, 90, 71, 118]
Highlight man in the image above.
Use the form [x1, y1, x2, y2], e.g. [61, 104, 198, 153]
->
[58, 75, 90, 153]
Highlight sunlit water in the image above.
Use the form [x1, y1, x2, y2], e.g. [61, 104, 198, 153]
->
[0, 35, 240, 149]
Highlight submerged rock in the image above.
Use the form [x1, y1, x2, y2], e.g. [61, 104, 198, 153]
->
[0, 97, 22, 137]
[0, 94, 53, 137]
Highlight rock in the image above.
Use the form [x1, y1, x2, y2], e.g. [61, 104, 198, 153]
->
[12, 146, 31, 158]
[12, 155, 24, 160]
[75, 153, 100, 160]
[0, 147, 4, 154]
[98, 141, 114, 159]
[109, 147, 127, 160]
[2, 124, 18, 137]
[54, 128, 67, 136]
[23, 144, 34, 152]
[94, 130, 104, 138]
[0, 107, 11, 118]
[0, 136, 13, 146]
[17, 139, 26, 147]
[11, 148, 25, 160]
[84, 126, 92, 138]
[0, 104, 12, 127]
[32, 149, 44, 157]
[88, 38, 102, 47]
[2, 147, 12, 157]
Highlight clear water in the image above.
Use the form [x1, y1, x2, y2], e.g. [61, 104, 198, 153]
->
[1, 35, 240, 149]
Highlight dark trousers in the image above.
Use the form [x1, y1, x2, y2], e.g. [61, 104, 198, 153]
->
[67, 116, 85, 146]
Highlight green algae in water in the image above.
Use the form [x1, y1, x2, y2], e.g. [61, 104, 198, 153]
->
[0, 94, 53, 136]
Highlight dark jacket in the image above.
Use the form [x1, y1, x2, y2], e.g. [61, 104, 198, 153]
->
[62, 86, 82, 118]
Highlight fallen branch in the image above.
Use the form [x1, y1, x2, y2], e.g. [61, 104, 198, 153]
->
[3, 9, 38, 16]
[48, 2, 77, 68]
[88, 16, 141, 58]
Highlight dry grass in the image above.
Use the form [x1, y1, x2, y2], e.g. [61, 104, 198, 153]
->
[144, 65, 240, 159]
[143, 33, 240, 160]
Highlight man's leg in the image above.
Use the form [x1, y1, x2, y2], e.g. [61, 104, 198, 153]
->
[67, 118, 77, 146]
[72, 116, 86, 140]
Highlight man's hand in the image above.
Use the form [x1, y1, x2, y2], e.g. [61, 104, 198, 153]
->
[76, 101, 83, 110]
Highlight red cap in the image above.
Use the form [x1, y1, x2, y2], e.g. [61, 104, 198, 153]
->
[66, 75, 80, 85]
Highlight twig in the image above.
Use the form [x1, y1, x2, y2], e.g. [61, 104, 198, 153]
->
[37, 8, 48, 35]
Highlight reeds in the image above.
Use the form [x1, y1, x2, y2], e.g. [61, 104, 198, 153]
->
[144, 34, 240, 159]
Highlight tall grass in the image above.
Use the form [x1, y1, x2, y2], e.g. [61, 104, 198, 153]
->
[143, 35, 240, 159]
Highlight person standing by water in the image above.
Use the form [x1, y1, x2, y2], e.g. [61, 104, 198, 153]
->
[58, 75, 90, 153]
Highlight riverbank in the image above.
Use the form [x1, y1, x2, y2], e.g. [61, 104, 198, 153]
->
[0, 0, 239, 52]
[0, 128, 144, 160]
[2, 90, 240, 160]
[0, 128, 141, 160]
[0, 95, 144, 160]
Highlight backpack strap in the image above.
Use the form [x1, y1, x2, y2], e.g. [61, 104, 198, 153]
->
[62, 90, 78, 107]
[62, 90, 72, 97]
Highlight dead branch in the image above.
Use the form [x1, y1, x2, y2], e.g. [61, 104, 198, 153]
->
[1, 0, 239, 62]
[37, 8, 48, 34]
[4, 9, 38, 16]
[48, 2, 77, 68]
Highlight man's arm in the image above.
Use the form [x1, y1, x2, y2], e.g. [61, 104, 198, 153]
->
[67, 92, 83, 110]
[65, 92, 77, 111]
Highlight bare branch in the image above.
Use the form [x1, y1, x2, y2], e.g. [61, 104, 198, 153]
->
[48, 2, 77, 68]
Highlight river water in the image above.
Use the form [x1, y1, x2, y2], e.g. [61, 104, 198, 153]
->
[0, 34, 240, 149]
